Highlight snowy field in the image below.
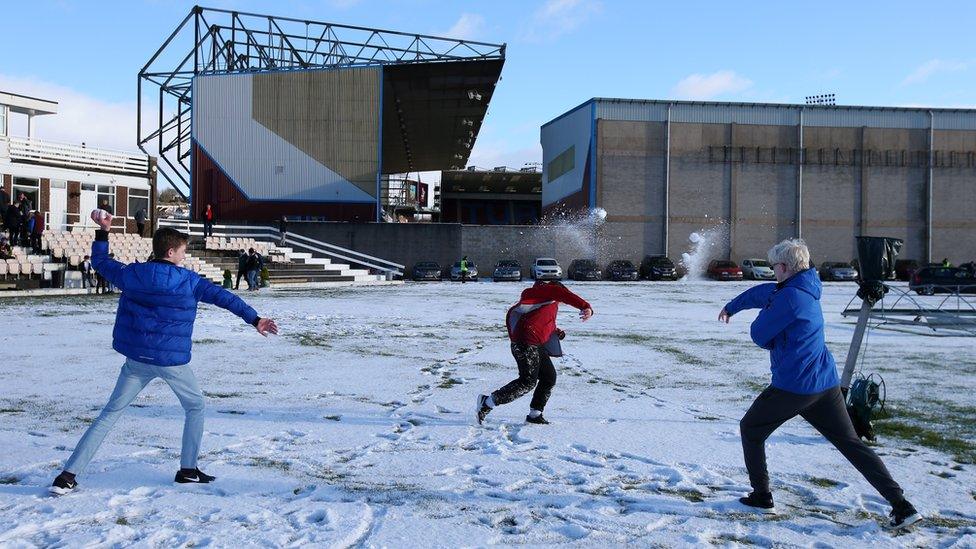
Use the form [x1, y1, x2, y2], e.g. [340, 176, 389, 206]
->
[0, 281, 974, 547]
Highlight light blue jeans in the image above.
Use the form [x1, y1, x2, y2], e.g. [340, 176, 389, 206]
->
[246, 269, 258, 290]
[64, 358, 205, 474]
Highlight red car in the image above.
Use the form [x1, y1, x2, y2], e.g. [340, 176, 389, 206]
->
[707, 260, 743, 281]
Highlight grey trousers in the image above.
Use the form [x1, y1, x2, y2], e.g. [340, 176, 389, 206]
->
[740, 385, 904, 504]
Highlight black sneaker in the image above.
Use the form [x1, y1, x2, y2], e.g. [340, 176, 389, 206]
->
[476, 394, 492, 425]
[738, 491, 775, 513]
[525, 414, 550, 424]
[174, 468, 216, 484]
[49, 471, 77, 495]
[887, 499, 922, 530]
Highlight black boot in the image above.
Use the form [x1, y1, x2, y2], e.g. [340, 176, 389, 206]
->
[476, 395, 492, 425]
[49, 471, 78, 495]
[738, 491, 775, 512]
[525, 414, 550, 425]
[887, 499, 922, 530]
[175, 468, 216, 484]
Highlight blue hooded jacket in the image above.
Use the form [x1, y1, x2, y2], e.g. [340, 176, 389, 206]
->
[92, 231, 259, 366]
[724, 268, 839, 394]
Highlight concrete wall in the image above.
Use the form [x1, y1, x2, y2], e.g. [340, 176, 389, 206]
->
[592, 120, 976, 266]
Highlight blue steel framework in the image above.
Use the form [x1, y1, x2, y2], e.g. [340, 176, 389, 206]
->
[138, 5, 506, 205]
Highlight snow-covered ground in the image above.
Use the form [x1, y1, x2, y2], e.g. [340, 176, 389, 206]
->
[0, 281, 974, 547]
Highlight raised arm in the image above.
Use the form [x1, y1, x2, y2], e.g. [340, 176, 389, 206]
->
[723, 283, 777, 317]
[89, 210, 127, 291]
[551, 283, 594, 320]
[193, 276, 278, 336]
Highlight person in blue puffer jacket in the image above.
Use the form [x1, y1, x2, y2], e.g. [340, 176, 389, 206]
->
[50, 209, 279, 495]
[719, 238, 919, 530]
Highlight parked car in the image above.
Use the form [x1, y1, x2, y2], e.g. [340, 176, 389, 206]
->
[492, 259, 523, 282]
[894, 259, 921, 281]
[741, 258, 775, 280]
[707, 260, 743, 281]
[568, 259, 603, 281]
[820, 262, 859, 282]
[411, 261, 442, 281]
[531, 258, 563, 280]
[640, 255, 677, 280]
[450, 261, 478, 281]
[910, 267, 976, 295]
[606, 260, 639, 281]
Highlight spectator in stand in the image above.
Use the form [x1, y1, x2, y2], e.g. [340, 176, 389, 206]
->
[26, 211, 36, 248]
[135, 207, 148, 237]
[81, 255, 94, 289]
[202, 204, 215, 237]
[0, 188, 9, 220]
[278, 215, 288, 246]
[99, 199, 114, 215]
[18, 193, 32, 216]
[235, 249, 248, 290]
[5, 201, 22, 245]
[31, 211, 44, 254]
[18, 199, 30, 247]
[0, 236, 12, 260]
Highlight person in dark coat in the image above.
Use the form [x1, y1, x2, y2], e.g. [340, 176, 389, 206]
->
[245, 248, 263, 291]
[50, 209, 278, 495]
[30, 211, 44, 254]
[135, 207, 148, 237]
[5, 201, 22, 245]
[202, 204, 215, 237]
[719, 238, 920, 530]
[235, 249, 248, 290]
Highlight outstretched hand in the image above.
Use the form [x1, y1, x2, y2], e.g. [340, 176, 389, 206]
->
[580, 307, 594, 322]
[718, 308, 731, 323]
[256, 318, 279, 336]
[90, 209, 113, 231]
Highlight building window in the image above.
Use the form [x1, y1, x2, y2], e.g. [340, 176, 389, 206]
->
[0, 106, 7, 136]
[128, 188, 150, 220]
[12, 177, 39, 210]
[51, 180, 67, 189]
[547, 145, 575, 183]
[97, 184, 115, 212]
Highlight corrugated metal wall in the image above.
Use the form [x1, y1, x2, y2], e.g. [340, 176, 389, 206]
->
[540, 101, 593, 208]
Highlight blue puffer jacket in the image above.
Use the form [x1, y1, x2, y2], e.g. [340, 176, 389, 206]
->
[724, 268, 839, 394]
[92, 231, 259, 366]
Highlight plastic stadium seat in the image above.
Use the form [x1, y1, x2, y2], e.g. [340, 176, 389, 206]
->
[0, 263, 6, 276]
[7, 263, 19, 276]
[69, 256, 81, 267]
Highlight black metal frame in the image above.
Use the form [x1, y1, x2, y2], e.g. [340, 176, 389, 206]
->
[138, 5, 506, 199]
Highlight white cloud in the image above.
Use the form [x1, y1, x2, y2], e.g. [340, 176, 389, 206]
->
[901, 59, 968, 86]
[445, 13, 486, 40]
[670, 70, 753, 100]
[0, 73, 142, 153]
[521, 0, 601, 42]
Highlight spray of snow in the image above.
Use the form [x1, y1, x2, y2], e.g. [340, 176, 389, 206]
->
[679, 223, 729, 281]
[534, 207, 610, 260]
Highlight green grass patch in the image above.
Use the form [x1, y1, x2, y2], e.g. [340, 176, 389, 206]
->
[0, 408, 25, 414]
[324, 414, 342, 421]
[437, 377, 462, 389]
[290, 332, 332, 348]
[873, 418, 976, 464]
[0, 475, 20, 484]
[115, 516, 130, 525]
[250, 456, 291, 471]
[808, 476, 840, 488]
[192, 338, 222, 345]
[203, 391, 241, 399]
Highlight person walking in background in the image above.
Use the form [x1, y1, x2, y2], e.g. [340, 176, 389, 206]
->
[135, 207, 148, 237]
[278, 215, 288, 246]
[235, 249, 248, 290]
[81, 255, 93, 289]
[202, 204, 215, 237]
[460, 255, 470, 284]
[245, 248, 263, 291]
[477, 280, 594, 426]
[718, 238, 920, 530]
[30, 211, 44, 254]
[49, 208, 278, 495]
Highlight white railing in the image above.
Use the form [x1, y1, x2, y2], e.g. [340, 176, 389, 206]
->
[2, 136, 149, 175]
[156, 218, 404, 278]
[44, 211, 130, 234]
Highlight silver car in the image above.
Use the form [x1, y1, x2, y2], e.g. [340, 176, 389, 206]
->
[531, 258, 563, 280]
[493, 260, 522, 282]
[450, 261, 478, 281]
[820, 262, 858, 282]
[741, 259, 775, 280]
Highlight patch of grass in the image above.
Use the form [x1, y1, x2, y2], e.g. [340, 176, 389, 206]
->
[696, 416, 721, 421]
[437, 377, 462, 389]
[217, 409, 246, 415]
[324, 414, 342, 422]
[808, 477, 840, 488]
[203, 391, 241, 399]
[192, 338, 222, 345]
[290, 332, 331, 348]
[873, 418, 976, 464]
[73, 416, 94, 425]
[659, 488, 705, 502]
[711, 533, 756, 546]
[250, 456, 291, 471]
[115, 516, 129, 525]
[0, 475, 20, 484]
[0, 408, 25, 414]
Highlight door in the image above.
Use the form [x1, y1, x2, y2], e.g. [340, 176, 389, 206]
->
[49, 183, 68, 231]
[80, 185, 97, 226]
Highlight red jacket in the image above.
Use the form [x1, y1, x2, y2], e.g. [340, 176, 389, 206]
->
[506, 283, 591, 347]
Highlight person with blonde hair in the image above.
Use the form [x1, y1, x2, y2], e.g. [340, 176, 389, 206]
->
[718, 238, 920, 530]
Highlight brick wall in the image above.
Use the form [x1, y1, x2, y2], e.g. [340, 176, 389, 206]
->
[39, 179, 51, 212]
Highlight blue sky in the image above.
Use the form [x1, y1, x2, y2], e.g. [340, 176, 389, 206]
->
[3, 0, 976, 181]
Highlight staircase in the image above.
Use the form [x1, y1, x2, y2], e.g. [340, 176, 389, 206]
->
[189, 244, 384, 284]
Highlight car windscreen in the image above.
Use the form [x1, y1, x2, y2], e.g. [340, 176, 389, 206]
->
[497, 261, 519, 267]
[714, 261, 736, 268]
[649, 257, 673, 266]
[417, 262, 438, 269]
[575, 260, 596, 268]
[825, 263, 849, 269]
[611, 261, 634, 268]
[750, 260, 770, 267]
[538, 260, 557, 266]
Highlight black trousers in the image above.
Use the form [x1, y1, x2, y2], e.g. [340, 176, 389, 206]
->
[740, 385, 904, 504]
[203, 221, 213, 237]
[235, 269, 245, 290]
[136, 222, 145, 237]
[491, 343, 556, 412]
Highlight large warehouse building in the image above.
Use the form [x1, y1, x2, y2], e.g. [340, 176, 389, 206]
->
[541, 99, 976, 265]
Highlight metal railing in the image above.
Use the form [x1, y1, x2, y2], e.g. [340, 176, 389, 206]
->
[2, 136, 150, 176]
[156, 218, 404, 278]
[44, 211, 131, 234]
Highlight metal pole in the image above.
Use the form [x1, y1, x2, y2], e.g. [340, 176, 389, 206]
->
[663, 103, 671, 256]
[927, 110, 934, 264]
[841, 299, 873, 390]
[797, 107, 804, 239]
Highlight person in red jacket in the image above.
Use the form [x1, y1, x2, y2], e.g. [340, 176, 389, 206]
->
[477, 280, 593, 425]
